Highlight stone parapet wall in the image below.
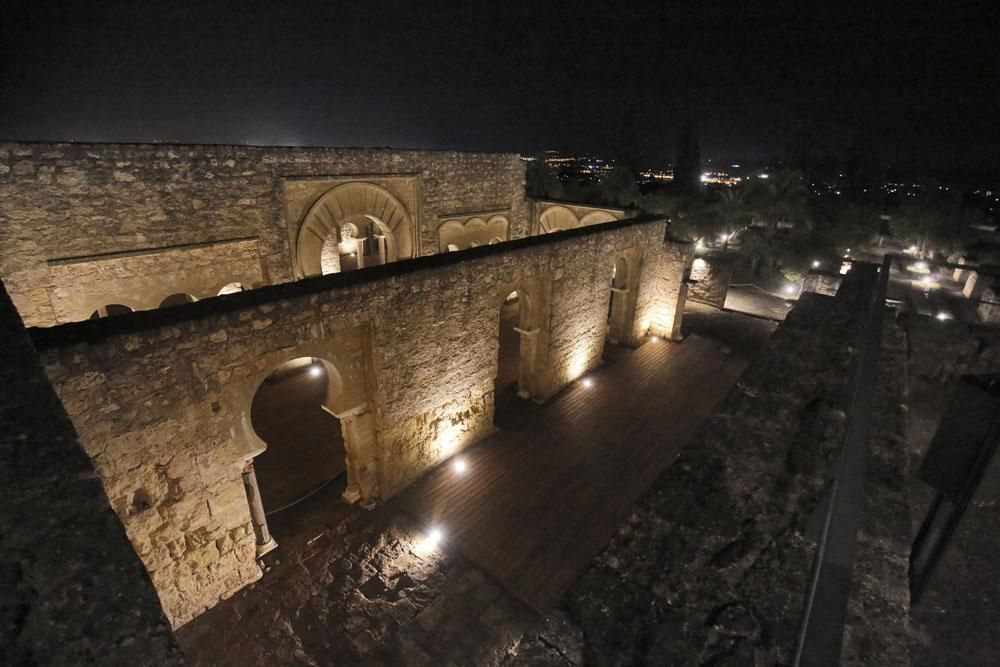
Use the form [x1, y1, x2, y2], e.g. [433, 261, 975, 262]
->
[31, 215, 688, 627]
[0, 142, 526, 326]
[0, 282, 183, 665]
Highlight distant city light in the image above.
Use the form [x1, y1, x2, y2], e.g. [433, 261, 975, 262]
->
[913, 261, 929, 271]
[907, 245, 919, 253]
[452, 457, 468, 474]
[935, 311, 953, 321]
[758, 173, 769, 179]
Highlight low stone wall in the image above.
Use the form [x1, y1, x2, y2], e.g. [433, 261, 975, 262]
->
[30, 215, 688, 627]
[560, 267, 907, 663]
[689, 253, 734, 308]
[0, 283, 183, 665]
[0, 142, 527, 326]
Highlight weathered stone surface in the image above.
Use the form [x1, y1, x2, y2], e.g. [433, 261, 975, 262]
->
[176, 491, 541, 666]
[689, 253, 735, 308]
[0, 282, 183, 665]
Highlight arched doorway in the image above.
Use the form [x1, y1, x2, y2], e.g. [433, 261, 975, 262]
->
[89, 303, 133, 319]
[249, 357, 347, 522]
[159, 293, 197, 308]
[608, 258, 628, 340]
[496, 291, 522, 394]
[608, 255, 639, 345]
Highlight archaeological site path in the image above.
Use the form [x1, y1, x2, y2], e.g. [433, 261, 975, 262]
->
[399, 334, 748, 610]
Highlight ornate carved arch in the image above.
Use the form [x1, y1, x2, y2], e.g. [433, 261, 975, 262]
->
[296, 182, 414, 277]
[578, 210, 618, 227]
[538, 205, 579, 233]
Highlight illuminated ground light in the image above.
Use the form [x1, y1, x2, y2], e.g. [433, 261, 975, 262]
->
[416, 526, 444, 555]
[783, 284, 797, 295]
[650, 335, 660, 342]
[452, 457, 468, 474]
[935, 311, 953, 321]
[811, 260, 821, 269]
[309, 364, 323, 378]
[581, 377, 594, 389]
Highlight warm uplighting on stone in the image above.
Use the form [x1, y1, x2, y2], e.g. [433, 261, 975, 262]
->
[452, 457, 468, 474]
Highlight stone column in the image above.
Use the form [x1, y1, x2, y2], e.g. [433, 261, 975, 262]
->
[241, 461, 277, 557]
[339, 411, 379, 503]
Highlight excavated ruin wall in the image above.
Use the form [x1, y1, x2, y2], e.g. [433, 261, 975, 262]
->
[29, 217, 689, 627]
[0, 142, 526, 326]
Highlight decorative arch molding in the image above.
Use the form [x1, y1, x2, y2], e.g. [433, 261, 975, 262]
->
[436, 213, 510, 252]
[532, 200, 629, 236]
[295, 182, 415, 277]
[538, 205, 580, 234]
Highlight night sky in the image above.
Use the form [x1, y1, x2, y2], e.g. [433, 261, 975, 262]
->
[1, 1, 996, 174]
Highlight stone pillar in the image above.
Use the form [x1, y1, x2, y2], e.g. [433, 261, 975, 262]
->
[340, 411, 379, 503]
[355, 237, 366, 269]
[241, 461, 277, 557]
[377, 235, 387, 265]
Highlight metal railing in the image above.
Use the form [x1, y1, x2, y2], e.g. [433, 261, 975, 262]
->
[793, 255, 891, 665]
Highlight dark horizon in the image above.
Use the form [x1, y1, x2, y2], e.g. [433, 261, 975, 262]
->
[1, 1, 997, 177]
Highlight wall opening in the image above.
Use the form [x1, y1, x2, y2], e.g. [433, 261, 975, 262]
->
[496, 291, 522, 396]
[159, 293, 197, 308]
[89, 303, 134, 319]
[608, 256, 634, 345]
[218, 282, 246, 295]
[249, 358, 347, 530]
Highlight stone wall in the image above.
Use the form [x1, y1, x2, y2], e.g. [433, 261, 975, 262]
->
[30, 215, 688, 627]
[0, 142, 527, 326]
[47, 237, 266, 322]
[689, 253, 734, 308]
[0, 282, 183, 665]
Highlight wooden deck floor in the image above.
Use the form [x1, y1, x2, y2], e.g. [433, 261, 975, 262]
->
[397, 334, 749, 611]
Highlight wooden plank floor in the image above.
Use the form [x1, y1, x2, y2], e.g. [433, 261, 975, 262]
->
[397, 334, 749, 611]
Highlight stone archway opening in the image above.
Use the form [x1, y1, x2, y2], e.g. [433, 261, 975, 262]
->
[607, 255, 640, 346]
[497, 290, 523, 395]
[248, 357, 347, 528]
[159, 293, 197, 308]
[89, 303, 133, 319]
[296, 182, 413, 278]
